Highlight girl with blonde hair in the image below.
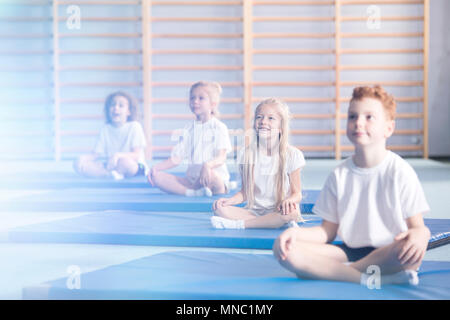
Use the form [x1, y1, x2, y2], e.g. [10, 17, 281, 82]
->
[148, 81, 233, 196]
[212, 98, 305, 229]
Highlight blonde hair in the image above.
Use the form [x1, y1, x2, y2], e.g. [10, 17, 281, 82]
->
[189, 81, 223, 116]
[240, 97, 292, 210]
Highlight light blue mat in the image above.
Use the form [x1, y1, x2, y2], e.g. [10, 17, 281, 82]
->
[0, 171, 239, 189]
[1, 189, 319, 213]
[5, 210, 449, 250]
[22, 251, 450, 300]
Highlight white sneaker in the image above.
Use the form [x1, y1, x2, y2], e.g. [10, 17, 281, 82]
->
[287, 220, 299, 228]
[203, 187, 213, 197]
[225, 180, 238, 193]
[110, 170, 124, 181]
[211, 216, 245, 229]
[143, 163, 150, 176]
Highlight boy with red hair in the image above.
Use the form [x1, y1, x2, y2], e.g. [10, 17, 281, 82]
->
[273, 85, 430, 287]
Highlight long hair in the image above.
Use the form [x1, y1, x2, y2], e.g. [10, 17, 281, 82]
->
[240, 98, 292, 210]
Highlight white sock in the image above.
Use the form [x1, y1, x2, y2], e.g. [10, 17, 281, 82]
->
[185, 189, 200, 197]
[110, 170, 124, 180]
[203, 187, 213, 197]
[185, 187, 213, 197]
[287, 220, 299, 228]
[225, 180, 238, 192]
[211, 216, 245, 229]
[382, 270, 419, 286]
[360, 270, 419, 287]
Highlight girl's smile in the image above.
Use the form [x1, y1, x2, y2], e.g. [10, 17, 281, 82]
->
[255, 103, 281, 139]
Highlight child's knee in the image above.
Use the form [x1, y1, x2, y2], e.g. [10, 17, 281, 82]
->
[116, 157, 137, 174]
[387, 239, 420, 270]
[210, 179, 226, 195]
[276, 243, 308, 271]
[116, 157, 131, 168]
[151, 170, 166, 186]
[213, 205, 227, 217]
[279, 210, 299, 223]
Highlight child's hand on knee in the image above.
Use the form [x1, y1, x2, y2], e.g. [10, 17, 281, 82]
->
[199, 163, 212, 187]
[147, 167, 156, 186]
[213, 198, 231, 211]
[278, 199, 297, 215]
[106, 153, 121, 171]
[274, 228, 298, 261]
[394, 227, 430, 266]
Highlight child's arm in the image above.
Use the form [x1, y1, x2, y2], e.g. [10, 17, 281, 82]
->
[204, 149, 228, 169]
[279, 168, 302, 215]
[152, 156, 181, 172]
[274, 220, 338, 261]
[147, 156, 182, 186]
[394, 213, 430, 266]
[212, 190, 244, 211]
[148, 156, 180, 175]
[200, 149, 228, 186]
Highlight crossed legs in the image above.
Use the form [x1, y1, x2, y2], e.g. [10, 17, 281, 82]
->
[150, 169, 226, 196]
[274, 237, 422, 285]
[213, 205, 300, 229]
[73, 154, 139, 178]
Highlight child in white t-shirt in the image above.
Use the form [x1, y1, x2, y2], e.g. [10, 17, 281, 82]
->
[73, 91, 147, 180]
[211, 98, 306, 229]
[147, 81, 232, 197]
[273, 85, 431, 287]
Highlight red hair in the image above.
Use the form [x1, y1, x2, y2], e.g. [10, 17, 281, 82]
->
[350, 85, 396, 120]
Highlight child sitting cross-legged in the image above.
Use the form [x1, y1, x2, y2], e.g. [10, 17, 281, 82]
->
[273, 85, 431, 287]
[211, 98, 306, 229]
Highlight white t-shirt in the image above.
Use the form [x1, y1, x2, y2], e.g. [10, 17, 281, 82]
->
[171, 117, 232, 182]
[313, 151, 430, 248]
[239, 146, 306, 212]
[94, 121, 147, 164]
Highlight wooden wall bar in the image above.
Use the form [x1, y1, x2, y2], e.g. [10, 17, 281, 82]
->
[2, 0, 428, 160]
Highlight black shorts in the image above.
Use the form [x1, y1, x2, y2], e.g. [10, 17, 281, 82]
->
[335, 243, 376, 262]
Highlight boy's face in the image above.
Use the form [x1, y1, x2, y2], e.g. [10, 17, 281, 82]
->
[109, 95, 131, 126]
[189, 86, 215, 120]
[346, 98, 395, 148]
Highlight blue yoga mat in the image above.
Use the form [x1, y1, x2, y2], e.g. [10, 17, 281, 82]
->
[6, 210, 449, 250]
[22, 251, 450, 300]
[0, 172, 148, 189]
[2, 189, 319, 213]
[0, 171, 240, 189]
[5, 211, 322, 249]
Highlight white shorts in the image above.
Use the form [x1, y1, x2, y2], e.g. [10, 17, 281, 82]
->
[250, 206, 302, 221]
[249, 207, 277, 216]
[186, 165, 230, 187]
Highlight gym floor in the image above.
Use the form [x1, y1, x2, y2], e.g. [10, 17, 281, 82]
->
[0, 158, 448, 299]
